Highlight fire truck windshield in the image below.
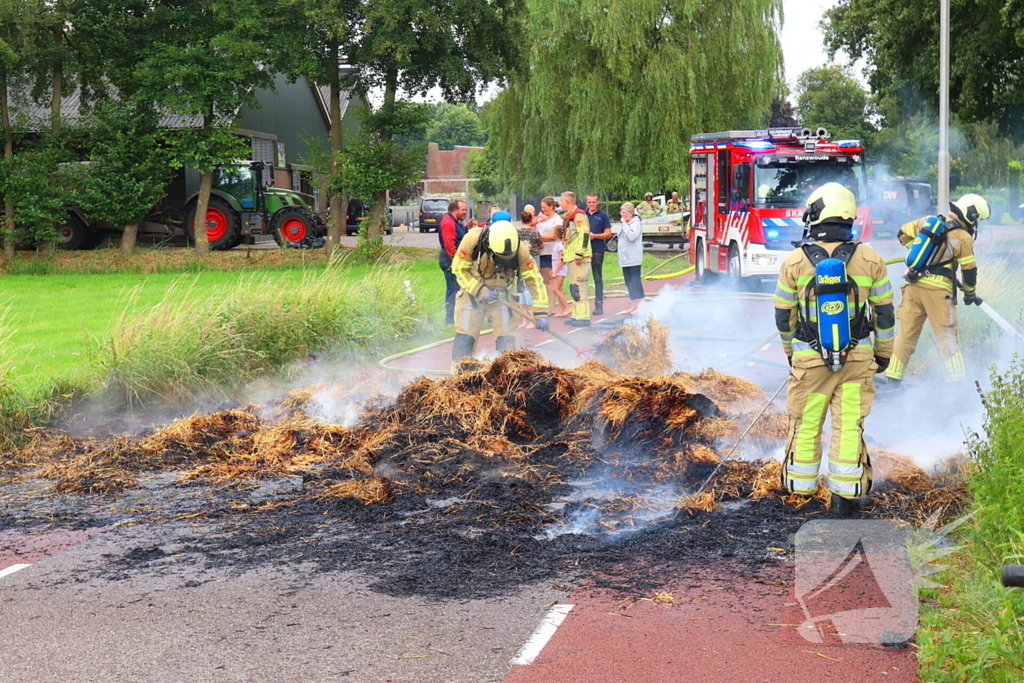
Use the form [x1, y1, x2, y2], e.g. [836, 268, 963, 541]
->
[753, 157, 865, 208]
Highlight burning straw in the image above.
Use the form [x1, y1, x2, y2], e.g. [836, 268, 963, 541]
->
[13, 344, 969, 531]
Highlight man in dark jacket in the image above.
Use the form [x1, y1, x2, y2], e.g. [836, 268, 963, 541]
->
[439, 200, 469, 324]
[586, 193, 613, 316]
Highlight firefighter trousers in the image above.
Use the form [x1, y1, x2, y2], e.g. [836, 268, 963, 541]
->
[569, 260, 591, 321]
[782, 359, 875, 499]
[452, 290, 517, 358]
[886, 285, 963, 382]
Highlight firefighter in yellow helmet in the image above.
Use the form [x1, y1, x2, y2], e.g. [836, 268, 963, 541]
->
[450, 220, 550, 362]
[885, 194, 989, 385]
[637, 192, 661, 219]
[774, 183, 895, 514]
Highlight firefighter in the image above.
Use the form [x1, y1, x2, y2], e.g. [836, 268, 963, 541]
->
[451, 220, 550, 363]
[559, 192, 592, 326]
[774, 183, 895, 513]
[665, 191, 683, 215]
[638, 192, 661, 219]
[885, 194, 989, 385]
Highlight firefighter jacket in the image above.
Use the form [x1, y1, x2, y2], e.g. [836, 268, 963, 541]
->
[637, 200, 660, 218]
[451, 227, 549, 310]
[898, 216, 978, 295]
[774, 240, 895, 369]
[562, 207, 592, 262]
[666, 200, 683, 215]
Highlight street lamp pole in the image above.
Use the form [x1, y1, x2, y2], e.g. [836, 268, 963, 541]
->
[938, 0, 950, 210]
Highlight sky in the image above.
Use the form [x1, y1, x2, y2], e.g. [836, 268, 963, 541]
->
[781, 0, 866, 90]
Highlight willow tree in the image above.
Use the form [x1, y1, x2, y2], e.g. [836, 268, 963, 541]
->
[489, 0, 784, 197]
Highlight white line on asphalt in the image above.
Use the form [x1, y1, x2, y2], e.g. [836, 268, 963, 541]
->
[0, 564, 31, 580]
[510, 603, 574, 666]
[760, 343, 771, 351]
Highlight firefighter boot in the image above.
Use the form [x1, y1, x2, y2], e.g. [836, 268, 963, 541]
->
[451, 333, 477, 363]
[495, 335, 516, 354]
[831, 494, 864, 518]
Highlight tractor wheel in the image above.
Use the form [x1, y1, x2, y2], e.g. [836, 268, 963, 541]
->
[605, 236, 619, 253]
[56, 212, 93, 251]
[272, 208, 316, 247]
[183, 196, 240, 251]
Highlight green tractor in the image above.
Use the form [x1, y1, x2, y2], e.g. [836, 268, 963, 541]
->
[183, 161, 324, 250]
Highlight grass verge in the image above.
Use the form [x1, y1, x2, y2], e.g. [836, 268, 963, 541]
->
[916, 358, 1024, 682]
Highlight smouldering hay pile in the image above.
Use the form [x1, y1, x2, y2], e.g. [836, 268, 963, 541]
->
[594, 318, 674, 377]
[14, 350, 968, 531]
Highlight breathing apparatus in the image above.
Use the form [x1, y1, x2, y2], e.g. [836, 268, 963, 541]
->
[796, 183, 866, 371]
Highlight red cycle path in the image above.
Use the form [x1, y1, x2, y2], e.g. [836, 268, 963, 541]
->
[504, 564, 917, 683]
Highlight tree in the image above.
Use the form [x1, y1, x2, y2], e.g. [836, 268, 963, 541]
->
[426, 104, 486, 149]
[125, 0, 278, 255]
[487, 0, 784, 198]
[0, 0, 43, 261]
[273, 0, 359, 257]
[767, 95, 798, 127]
[346, 0, 526, 238]
[466, 145, 504, 203]
[794, 66, 875, 143]
[824, 0, 1024, 136]
[76, 100, 176, 254]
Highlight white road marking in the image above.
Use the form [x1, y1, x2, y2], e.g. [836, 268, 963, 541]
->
[0, 564, 31, 580]
[511, 603, 574, 666]
[761, 343, 772, 351]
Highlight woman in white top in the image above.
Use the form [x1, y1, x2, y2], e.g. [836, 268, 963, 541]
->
[535, 196, 562, 284]
[617, 202, 646, 315]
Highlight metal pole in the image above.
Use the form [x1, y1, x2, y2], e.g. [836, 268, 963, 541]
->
[938, 0, 950, 211]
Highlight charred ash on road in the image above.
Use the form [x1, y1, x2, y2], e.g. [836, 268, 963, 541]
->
[1, 335, 968, 599]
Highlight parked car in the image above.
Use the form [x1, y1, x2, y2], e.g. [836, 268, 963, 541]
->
[345, 198, 394, 236]
[418, 197, 451, 232]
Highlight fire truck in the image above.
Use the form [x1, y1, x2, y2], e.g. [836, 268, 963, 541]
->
[688, 127, 872, 284]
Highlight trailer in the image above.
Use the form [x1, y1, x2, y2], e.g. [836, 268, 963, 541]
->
[606, 195, 689, 252]
[688, 127, 873, 284]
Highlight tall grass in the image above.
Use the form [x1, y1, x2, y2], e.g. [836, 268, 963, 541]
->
[94, 256, 422, 407]
[917, 359, 1024, 681]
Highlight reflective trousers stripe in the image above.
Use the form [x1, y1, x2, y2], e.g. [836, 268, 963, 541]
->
[793, 393, 827, 464]
[836, 382, 861, 465]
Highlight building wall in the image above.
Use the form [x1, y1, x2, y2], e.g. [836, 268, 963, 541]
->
[423, 143, 482, 197]
[237, 73, 330, 168]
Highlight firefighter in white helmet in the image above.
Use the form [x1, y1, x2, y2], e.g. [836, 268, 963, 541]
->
[885, 194, 989, 385]
[450, 220, 549, 363]
[774, 183, 895, 515]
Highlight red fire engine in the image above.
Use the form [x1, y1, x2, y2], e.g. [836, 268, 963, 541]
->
[688, 127, 872, 283]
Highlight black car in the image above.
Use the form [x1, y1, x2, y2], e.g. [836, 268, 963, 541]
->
[419, 197, 451, 232]
[346, 198, 394, 236]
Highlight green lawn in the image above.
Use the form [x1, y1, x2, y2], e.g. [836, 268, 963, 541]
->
[1, 251, 670, 392]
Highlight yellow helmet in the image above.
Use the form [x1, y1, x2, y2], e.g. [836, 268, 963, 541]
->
[950, 193, 990, 228]
[803, 182, 857, 226]
[486, 220, 519, 259]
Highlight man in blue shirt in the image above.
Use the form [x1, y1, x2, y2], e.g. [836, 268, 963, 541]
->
[586, 193, 613, 316]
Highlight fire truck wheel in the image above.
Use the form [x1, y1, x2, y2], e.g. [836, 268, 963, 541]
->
[694, 240, 711, 284]
[727, 243, 742, 282]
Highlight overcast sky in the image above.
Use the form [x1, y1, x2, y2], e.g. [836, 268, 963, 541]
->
[781, 0, 865, 90]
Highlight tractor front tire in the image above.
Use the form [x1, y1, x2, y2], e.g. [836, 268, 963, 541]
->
[184, 196, 240, 251]
[272, 208, 316, 247]
[605, 236, 619, 253]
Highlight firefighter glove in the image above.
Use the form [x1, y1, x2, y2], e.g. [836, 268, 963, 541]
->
[535, 317, 550, 332]
[963, 292, 983, 306]
[481, 287, 500, 303]
[569, 283, 581, 302]
[874, 356, 890, 374]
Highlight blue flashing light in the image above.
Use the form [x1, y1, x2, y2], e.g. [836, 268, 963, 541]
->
[766, 229, 780, 240]
[736, 141, 775, 150]
[836, 140, 861, 148]
[851, 226, 861, 238]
